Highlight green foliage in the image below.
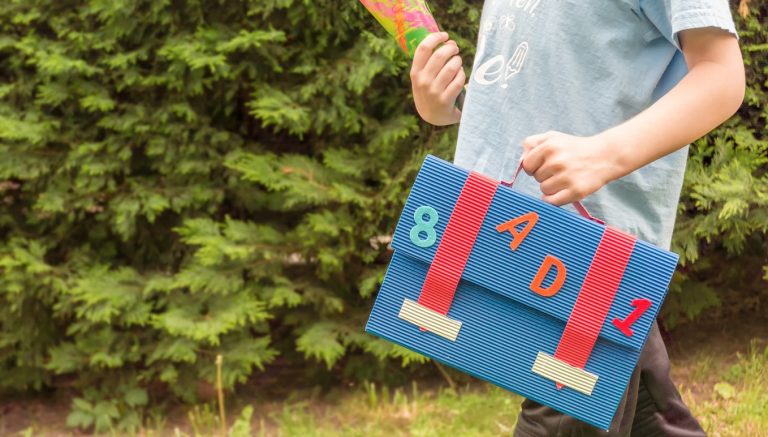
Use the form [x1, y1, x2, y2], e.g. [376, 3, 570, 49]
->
[665, 1, 768, 325]
[0, 0, 471, 429]
[66, 385, 148, 433]
[0, 0, 765, 431]
[229, 405, 255, 437]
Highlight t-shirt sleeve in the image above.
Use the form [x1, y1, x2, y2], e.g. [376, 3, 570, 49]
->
[640, 0, 738, 49]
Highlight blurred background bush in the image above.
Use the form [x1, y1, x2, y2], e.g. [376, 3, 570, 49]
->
[0, 0, 764, 433]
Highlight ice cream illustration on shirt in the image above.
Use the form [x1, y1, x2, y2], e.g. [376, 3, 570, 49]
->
[473, 0, 541, 89]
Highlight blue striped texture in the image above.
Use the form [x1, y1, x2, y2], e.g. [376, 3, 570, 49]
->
[367, 252, 638, 429]
[389, 155, 678, 350]
[365, 155, 679, 430]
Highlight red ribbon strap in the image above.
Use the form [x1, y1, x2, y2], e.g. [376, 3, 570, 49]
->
[417, 172, 499, 315]
[554, 227, 637, 370]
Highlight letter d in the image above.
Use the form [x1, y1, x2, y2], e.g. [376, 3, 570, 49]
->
[530, 255, 566, 297]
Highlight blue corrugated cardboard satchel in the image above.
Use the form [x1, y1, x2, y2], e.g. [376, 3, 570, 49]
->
[365, 155, 678, 430]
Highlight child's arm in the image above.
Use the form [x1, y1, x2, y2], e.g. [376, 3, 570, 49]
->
[521, 27, 745, 206]
[410, 32, 465, 126]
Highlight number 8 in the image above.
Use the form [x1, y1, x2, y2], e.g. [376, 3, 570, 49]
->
[409, 206, 439, 248]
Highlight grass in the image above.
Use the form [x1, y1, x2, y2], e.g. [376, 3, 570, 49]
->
[272, 382, 521, 437]
[186, 342, 768, 437]
[9, 340, 768, 436]
[266, 342, 768, 437]
[682, 341, 768, 436]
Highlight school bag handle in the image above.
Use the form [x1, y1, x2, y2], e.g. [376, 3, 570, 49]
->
[501, 162, 605, 225]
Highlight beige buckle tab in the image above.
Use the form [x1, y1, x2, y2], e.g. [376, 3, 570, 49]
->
[398, 298, 462, 342]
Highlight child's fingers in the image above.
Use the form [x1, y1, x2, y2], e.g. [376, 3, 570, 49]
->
[421, 42, 459, 81]
[521, 141, 550, 175]
[433, 55, 463, 93]
[521, 131, 559, 173]
[441, 66, 466, 105]
[541, 189, 573, 206]
[443, 65, 466, 96]
[411, 32, 450, 73]
[523, 131, 556, 154]
[533, 165, 558, 184]
[539, 174, 568, 195]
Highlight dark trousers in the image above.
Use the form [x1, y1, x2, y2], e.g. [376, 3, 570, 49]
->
[514, 322, 705, 437]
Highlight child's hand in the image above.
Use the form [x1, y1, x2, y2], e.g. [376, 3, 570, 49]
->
[410, 32, 465, 126]
[521, 131, 623, 206]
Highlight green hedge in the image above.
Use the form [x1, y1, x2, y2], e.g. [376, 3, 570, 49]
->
[0, 0, 765, 431]
[667, 0, 767, 325]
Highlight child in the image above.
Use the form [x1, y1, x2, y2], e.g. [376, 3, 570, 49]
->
[409, 1, 744, 435]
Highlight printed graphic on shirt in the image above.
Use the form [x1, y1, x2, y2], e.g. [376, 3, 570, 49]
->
[473, 0, 541, 89]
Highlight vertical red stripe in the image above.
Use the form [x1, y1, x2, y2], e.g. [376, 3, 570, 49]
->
[393, 0, 409, 55]
[554, 227, 636, 370]
[417, 172, 498, 315]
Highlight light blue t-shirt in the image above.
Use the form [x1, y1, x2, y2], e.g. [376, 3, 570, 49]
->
[454, 0, 737, 249]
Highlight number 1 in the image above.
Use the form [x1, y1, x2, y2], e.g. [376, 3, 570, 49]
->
[612, 298, 652, 337]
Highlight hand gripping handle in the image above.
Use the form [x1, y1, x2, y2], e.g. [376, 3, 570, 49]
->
[500, 162, 604, 225]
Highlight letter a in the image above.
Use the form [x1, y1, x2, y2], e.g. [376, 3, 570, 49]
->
[496, 212, 539, 251]
[530, 255, 566, 297]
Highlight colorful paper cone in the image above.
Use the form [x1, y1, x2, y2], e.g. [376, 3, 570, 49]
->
[359, 0, 440, 57]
